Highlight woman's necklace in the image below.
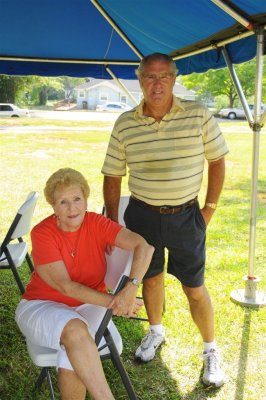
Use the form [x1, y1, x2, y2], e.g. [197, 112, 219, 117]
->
[62, 229, 81, 258]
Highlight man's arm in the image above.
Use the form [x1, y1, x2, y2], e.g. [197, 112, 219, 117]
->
[201, 157, 225, 225]
[103, 175, 122, 222]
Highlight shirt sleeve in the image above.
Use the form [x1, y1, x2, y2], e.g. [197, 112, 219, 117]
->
[101, 121, 127, 177]
[202, 107, 229, 161]
[31, 221, 62, 266]
[91, 213, 123, 246]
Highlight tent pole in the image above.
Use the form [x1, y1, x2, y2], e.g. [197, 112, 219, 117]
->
[227, 27, 266, 307]
[211, 0, 253, 30]
[105, 66, 139, 106]
[221, 47, 253, 125]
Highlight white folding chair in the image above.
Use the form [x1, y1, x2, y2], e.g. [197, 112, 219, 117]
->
[25, 247, 138, 400]
[103, 195, 149, 322]
[0, 192, 39, 294]
[102, 195, 130, 226]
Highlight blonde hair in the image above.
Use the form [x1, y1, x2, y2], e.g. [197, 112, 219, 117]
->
[136, 53, 178, 77]
[44, 168, 90, 206]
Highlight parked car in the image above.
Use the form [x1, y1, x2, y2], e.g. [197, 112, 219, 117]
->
[218, 104, 265, 120]
[0, 103, 30, 117]
[96, 102, 131, 112]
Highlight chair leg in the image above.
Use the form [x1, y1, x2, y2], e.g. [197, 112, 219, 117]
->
[25, 252, 34, 272]
[34, 367, 56, 400]
[10, 263, 25, 294]
[104, 328, 138, 400]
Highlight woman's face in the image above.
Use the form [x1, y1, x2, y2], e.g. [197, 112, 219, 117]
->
[53, 185, 87, 232]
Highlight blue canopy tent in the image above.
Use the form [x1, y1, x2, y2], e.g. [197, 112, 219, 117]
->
[0, 0, 265, 305]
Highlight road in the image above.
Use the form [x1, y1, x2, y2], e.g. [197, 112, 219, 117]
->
[29, 110, 121, 122]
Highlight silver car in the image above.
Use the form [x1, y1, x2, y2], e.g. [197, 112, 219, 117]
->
[0, 103, 30, 117]
[218, 104, 265, 120]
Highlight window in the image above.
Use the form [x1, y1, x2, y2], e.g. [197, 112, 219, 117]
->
[0, 105, 13, 111]
[79, 90, 85, 98]
[100, 93, 108, 101]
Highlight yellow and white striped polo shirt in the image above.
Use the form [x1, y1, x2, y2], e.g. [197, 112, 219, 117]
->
[101, 96, 228, 206]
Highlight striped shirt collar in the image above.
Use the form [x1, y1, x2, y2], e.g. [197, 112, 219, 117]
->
[135, 95, 186, 119]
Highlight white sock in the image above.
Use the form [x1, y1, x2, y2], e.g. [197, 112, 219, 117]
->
[203, 341, 217, 353]
[150, 324, 165, 335]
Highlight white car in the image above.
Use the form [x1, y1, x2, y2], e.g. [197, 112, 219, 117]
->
[0, 103, 30, 117]
[218, 104, 265, 120]
[96, 102, 131, 112]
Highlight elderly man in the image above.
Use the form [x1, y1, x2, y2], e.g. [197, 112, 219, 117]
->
[101, 53, 228, 387]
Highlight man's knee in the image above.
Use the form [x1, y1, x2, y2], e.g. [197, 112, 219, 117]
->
[182, 284, 209, 302]
[143, 272, 164, 290]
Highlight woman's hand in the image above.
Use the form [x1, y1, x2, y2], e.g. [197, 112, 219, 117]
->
[108, 284, 143, 318]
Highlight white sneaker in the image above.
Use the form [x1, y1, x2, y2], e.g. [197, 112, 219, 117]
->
[202, 349, 225, 387]
[135, 330, 165, 362]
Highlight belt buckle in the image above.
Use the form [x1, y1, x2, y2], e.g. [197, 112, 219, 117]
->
[159, 206, 168, 214]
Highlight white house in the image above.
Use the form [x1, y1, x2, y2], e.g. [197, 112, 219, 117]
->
[75, 79, 195, 110]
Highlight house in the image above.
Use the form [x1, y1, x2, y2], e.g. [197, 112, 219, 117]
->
[75, 79, 195, 110]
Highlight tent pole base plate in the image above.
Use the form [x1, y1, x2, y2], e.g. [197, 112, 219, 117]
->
[230, 289, 266, 308]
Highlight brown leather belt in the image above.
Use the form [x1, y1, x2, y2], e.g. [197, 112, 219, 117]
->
[131, 196, 197, 215]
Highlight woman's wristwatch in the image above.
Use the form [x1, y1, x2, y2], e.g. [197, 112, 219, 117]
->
[128, 277, 140, 287]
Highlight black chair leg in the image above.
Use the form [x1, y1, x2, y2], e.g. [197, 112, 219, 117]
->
[10, 264, 25, 294]
[34, 367, 55, 400]
[25, 252, 34, 272]
[104, 328, 138, 400]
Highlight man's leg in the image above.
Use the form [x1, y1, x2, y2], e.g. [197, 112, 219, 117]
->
[182, 284, 225, 387]
[182, 284, 214, 342]
[142, 272, 165, 324]
[135, 272, 166, 362]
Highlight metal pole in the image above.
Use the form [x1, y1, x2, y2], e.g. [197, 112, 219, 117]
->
[248, 27, 263, 278]
[230, 27, 266, 307]
[105, 66, 139, 106]
[221, 47, 253, 125]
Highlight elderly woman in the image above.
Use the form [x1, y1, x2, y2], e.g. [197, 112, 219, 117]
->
[15, 168, 154, 400]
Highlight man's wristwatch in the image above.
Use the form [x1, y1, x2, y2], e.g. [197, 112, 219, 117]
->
[128, 277, 140, 287]
[205, 202, 217, 210]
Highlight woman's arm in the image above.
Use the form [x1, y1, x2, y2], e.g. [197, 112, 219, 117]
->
[35, 261, 113, 308]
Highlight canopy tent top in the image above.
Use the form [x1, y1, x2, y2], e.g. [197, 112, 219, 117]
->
[0, 0, 265, 78]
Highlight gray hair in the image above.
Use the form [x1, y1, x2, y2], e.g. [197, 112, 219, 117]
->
[136, 53, 178, 77]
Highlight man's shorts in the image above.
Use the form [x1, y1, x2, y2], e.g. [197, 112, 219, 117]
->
[15, 299, 122, 371]
[124, 197, 206, 288]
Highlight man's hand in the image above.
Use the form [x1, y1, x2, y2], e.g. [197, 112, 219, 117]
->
[200, 205, 215, 226]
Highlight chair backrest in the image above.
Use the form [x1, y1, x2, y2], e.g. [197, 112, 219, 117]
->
[104, 247, 133, 292]
[103, 195, 132, 291]
[1, 192, 39, 249]
[117, 196, 129, 226]
[95, 247, 132, 346]
[102, 196, 130, 227]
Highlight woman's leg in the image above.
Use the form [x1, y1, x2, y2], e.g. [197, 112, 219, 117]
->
[60, 318, 114, 400]
[58, 369, 86, 400]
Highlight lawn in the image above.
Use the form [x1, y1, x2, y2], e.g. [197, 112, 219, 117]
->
[0, 118, 265, 400]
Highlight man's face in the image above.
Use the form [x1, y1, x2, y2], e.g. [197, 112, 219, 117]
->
[139, 60, 176, 108]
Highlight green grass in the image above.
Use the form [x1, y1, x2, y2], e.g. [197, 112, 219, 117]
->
[0, 119, 265, 400]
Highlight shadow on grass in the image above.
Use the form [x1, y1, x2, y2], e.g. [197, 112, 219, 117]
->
[234, 307, 252, 400]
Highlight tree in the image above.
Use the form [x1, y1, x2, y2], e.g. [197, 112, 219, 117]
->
[181, 57, 266, 108]
[0, 75, 33, 104]
[59, 77, 86, 100]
